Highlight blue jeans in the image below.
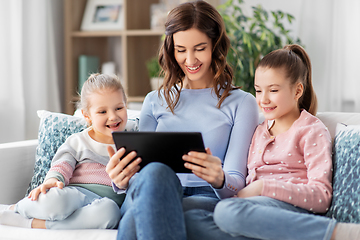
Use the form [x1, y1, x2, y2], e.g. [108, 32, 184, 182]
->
[15, 186, 120, 229]
[182, 186, 219, 212]
[185, 196, 337, 240]
[117, 162, 219, 240]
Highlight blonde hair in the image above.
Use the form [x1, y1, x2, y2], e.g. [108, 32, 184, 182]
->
[78, 73, 126, 112]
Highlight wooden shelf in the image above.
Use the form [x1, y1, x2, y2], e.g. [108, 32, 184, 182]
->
[128, 96, 146, 102]
[72, 29, 164, 37]
[72, 31, 125, 37]
[126, 29, 164, 36]
[64, 0, 162, 114]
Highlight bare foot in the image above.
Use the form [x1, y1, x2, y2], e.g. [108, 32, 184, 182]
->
[31, 219, 46, 229]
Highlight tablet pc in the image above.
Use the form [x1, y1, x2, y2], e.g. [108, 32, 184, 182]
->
[112, 131, 205, 173]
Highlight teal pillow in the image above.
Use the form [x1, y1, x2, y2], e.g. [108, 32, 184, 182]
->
[26, 111, 87, 194]
[326, 124, 360, 222]
[26, 110, 139, 194]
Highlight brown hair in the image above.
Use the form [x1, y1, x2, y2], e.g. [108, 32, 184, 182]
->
[257, 44, 317, 115]
[158, 1, 236, 113]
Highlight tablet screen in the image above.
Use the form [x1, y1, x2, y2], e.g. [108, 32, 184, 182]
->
[112, 131, 205, 173]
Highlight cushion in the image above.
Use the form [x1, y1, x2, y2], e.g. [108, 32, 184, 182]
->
[26, 110, 139, 194]
[326, 123, 360, 222]
[316, 112, 360, 139]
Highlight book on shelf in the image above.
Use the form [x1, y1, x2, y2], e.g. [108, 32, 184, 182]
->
[78, 55, 100, 91]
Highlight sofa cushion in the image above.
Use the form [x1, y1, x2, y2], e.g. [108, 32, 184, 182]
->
[326, 123, 360, 222]
[26, 110, 139, 195]
[316, 112, 360, 139]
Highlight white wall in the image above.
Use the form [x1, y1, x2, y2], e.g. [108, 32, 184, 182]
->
[230, 0, 360, 112]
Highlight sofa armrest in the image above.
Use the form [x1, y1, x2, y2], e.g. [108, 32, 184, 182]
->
[0, 139, 38, 204]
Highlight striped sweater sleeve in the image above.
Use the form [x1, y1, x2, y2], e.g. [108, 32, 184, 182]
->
[44, 143, 78, 186]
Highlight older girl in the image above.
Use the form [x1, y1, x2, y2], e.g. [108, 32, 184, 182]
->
[185, 44, 360, 240]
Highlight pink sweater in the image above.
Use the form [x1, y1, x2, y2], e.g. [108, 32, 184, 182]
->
[246, 110, 333, 213]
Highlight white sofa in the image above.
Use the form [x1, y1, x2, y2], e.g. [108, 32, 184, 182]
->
[1, 111, 360, 240]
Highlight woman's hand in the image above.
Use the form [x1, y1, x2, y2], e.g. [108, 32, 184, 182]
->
[236, 180, 263, 198]
[183, 148, 224, 189]
[28, 178, 64, 201]
[106, 146, 141, 190]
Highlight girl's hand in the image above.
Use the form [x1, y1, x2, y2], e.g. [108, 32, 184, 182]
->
[28, 178, 64, 201]
[183, 148, 225, 189]
[106, 146, 141, 190]
[236, 180, 263, 198]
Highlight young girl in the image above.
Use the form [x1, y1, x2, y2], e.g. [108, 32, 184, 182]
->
[0, 73, 141, 229]
[105, 1, 259, 239]
[185, 44, 360, 240]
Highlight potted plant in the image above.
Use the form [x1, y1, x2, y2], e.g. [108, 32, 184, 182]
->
[218, 0, 302, 94]
[146, 56, 164, 91]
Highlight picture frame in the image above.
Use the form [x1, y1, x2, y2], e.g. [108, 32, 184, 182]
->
[81, 0, 124, 31]
[150, 3, 167, 30]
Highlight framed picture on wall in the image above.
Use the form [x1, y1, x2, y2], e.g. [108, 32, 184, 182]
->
[81, 0, 124, 31]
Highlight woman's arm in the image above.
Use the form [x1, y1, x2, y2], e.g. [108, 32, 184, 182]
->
[213, 93, 259, 199]
[183, 148, 225, 189]
[139, 91, 158, 131]
[184, 93, 259, 199]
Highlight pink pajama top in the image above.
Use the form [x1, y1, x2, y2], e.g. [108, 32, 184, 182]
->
[246, 110, 333, 213]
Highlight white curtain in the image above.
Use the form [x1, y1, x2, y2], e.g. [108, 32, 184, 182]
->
[0, 0, 63, 144]
[299, 0, 360, 113]
[327, 0, 360, 112]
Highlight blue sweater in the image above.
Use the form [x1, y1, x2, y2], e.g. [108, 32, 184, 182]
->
[140, 88, 258, 199]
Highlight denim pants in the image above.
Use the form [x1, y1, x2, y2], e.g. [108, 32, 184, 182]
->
[15, 186, 120, 229]
[117, 162, 219, 240]
[185, 196, 337, 240]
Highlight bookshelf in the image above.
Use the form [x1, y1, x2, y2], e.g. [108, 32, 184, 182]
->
[64, 0, 163, 114]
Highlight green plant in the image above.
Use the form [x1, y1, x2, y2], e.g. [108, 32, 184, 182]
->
[146, 56, 162, 78]
[218, 0, 302, 94]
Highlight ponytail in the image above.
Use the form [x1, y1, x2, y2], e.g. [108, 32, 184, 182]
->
[284, 45, 317, 115]
[257, 44, 317, 115]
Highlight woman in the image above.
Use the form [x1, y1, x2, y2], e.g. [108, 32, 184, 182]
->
[106, 1, 259, 239]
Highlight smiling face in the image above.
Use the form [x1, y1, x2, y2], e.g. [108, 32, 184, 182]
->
[173, 28, 214, 89]
[254, 67, 303, 124]
[82, 89, 127, 144]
